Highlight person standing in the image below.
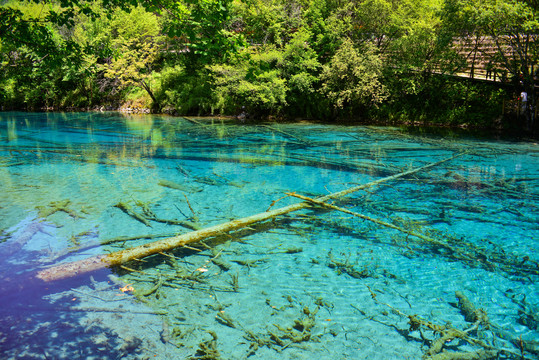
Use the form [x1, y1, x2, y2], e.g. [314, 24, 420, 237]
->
[520, 90, 528, 113]
[519, 89, 531, 130]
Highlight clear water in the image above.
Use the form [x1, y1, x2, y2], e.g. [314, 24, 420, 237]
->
[0, 111, 537, 360]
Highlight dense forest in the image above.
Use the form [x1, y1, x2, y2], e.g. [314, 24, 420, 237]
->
[0, 0, 538, 130]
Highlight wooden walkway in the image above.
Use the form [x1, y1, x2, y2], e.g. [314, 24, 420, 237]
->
[451, 35, 538, 88]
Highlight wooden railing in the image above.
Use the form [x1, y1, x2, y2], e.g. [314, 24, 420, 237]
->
[451, 35, 538, 87]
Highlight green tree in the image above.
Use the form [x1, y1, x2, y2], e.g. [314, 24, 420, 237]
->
[442, 0, 538, 95]
[154, 65, 216, 115]
[161, 0, 244, 69]
[279, 28, 323, 117]
[321, 38, 387, 116]
[0, 2, 86, 108]
[99, 6, 164, 109]
[211, 47, 288, 117]
[232, 0, 305, 47]
[439, 0, 538, 131]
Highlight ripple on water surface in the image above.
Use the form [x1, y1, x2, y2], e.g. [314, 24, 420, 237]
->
[0, 112, 537, 359]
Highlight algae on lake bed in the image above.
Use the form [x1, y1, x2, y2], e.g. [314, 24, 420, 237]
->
[0, 112, 537, 360]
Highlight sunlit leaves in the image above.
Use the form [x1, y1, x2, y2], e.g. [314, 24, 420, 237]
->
[210, 46, 288, 116]
[100, 6, 164, 105]
[162, 0, 243, 65]
[321, 39, 387, 110]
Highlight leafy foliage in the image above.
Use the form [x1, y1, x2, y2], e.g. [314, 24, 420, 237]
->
[99, 6, 164, 108]
[210, 47, 288, 117]
[154, 65, 216, 115]
[321, 39, 387, 114]
[0, 0, 536, 130]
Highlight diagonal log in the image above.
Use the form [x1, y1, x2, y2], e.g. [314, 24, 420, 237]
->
[288, 192, 539, 278]
[35, 153, 464, 282]
[286, 192, 456, 249]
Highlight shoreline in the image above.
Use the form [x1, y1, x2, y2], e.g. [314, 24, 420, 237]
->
[1, 107, 536, 140]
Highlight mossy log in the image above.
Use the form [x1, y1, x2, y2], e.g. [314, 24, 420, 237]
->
[455, 291, 489, 326]
[295, 192, 539, 278]
[369, 288, 531, 360]
[114, 202, 152, 227]
[3, 220, 50, 257]
[36, 199, 83, 219]
[114, 200, 200, 230]
[35, 153, 464, 282]
[41, 232, 180, 264]
[158, 179, 202, 193]
[287, 192, 458, 250]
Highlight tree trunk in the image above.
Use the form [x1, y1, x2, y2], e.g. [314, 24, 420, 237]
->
[140, 80, 159, 111]
[35, 153, 464, 282]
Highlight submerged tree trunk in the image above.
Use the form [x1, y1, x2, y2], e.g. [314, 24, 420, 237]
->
[35, 153, 464, 282]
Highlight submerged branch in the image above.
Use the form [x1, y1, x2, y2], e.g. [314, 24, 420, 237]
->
[35, 153, 465, 282]
[288, 192, 538, 279]
[286, 192, 456, 249]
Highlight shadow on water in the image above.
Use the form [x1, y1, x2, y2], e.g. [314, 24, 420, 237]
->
[0, 263, 142, 360]
[399, 123, 538, 141]
[1, 112, 538, 359]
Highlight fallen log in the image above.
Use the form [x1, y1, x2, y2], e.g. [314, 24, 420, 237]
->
[259, 124, 310, 145]
[41, 232, 180, 265]
[289, 192, 539, 279]
[35, 153, 464, 282]
[286, 192, 459, 251]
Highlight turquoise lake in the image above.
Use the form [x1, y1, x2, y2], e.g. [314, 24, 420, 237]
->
[0, 111, 537, 359]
